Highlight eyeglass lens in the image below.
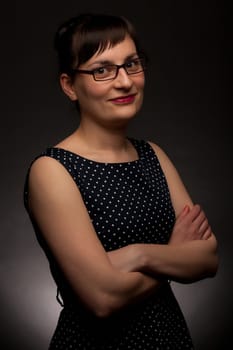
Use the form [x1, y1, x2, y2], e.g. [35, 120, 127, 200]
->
[94, 58, 145, 81]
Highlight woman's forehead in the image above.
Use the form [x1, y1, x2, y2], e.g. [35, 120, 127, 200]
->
[85, 36, 137, 65]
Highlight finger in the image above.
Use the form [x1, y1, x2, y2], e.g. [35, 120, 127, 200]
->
[202, 226, 212, 240]
[186, 204, 202, 222]
[198, 218, 209, 236]
[192, 210, 206, 230]
[176, 205, 190, 223]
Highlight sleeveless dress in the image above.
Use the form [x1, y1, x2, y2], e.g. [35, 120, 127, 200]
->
[24, 138, 194, 349]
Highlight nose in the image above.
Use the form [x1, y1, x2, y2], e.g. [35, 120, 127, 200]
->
[114, 67, 133, 89]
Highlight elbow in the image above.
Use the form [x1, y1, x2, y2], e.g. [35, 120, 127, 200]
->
[206, 252, 219, 278]
[93, 305, 115, 319]
[197, 249, 219, 281]
[87, 291, 123, 318]
[202, 235, 219, 279]
[182, 250, 219, 284]
[207, 237, 220, 278]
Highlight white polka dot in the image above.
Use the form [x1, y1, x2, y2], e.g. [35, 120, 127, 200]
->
[24, 139, 194, 349]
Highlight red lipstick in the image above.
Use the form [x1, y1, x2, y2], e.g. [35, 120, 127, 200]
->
[110, 94, 136, 104]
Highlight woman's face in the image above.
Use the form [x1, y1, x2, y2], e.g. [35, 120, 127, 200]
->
[70, 35, 145, 127]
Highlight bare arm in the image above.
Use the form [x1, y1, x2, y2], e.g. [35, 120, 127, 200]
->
[119, 206, 218, 283]
[108, 143, 219, 283]
[28, 157, 162, 317]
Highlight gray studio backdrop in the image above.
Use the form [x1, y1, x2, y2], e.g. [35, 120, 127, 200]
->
[1, 1, 232, 349]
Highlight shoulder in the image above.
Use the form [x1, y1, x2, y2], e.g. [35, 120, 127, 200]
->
[29, 154, 65, 178]
[147, 141, 164, 156]
[26, 153, 83, 219]
[146, 140, 181, 180]
[28, 155, 77, 198]
[131, 138, 172, 170]
[147, 141, 193, 214]
[147, 141, 174, 171]
[29, 145, 77, 179]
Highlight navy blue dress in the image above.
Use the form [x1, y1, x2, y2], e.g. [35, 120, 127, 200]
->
[24, 138, 194, 349]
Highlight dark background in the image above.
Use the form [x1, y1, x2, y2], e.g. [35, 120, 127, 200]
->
[1, 1, 232, 349]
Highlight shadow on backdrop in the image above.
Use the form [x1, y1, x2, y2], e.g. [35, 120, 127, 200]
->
[0, 1, 232, 349]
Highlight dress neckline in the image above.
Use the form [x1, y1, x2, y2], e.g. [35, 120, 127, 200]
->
[46, 138, 142, 166]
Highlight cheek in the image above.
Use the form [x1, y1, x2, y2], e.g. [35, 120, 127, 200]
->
[76, 78, 106, 101]
[134, 75, 145, 90]
[82, 84, 109, 101]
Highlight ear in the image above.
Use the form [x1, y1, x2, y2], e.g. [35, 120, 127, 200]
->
[60, 73, 78, 101]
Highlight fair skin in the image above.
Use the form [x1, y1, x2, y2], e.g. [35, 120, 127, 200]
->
[28, 36, 218, 317]
[108, 143, 218, 283]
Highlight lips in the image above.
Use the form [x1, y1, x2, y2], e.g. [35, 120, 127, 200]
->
[109, 94, 136, 104]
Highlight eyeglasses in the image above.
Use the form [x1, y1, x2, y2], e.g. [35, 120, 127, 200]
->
[74, 57, 146, 81]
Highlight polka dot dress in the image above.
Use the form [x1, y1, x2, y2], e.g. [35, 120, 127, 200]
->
[24, 138, 194, 349]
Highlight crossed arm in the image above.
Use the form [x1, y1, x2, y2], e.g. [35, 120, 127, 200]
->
[108, 143, 218, 282]
[107, 204, 218, 283]
[28, 144, 218, 317]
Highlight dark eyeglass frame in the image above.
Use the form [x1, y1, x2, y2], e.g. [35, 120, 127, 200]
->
[72, 57, 146, 81]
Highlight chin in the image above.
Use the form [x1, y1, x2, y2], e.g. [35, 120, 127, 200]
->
[115, 102, 141, 118]
[111, 112, 138, 129]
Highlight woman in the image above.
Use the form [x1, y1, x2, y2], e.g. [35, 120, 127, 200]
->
[24, 13, 218, 349]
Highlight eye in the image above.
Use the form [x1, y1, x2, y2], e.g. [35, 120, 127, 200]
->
[94, 67, 108, 75]
[125, 58, 140, 68]
[124, 58, 144, 74]
[93, 65, 116, 79]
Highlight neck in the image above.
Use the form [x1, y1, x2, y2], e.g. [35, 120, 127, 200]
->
[75, 118, 129, 152]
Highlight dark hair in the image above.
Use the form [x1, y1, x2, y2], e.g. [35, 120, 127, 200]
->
[54, 13, 142, 78]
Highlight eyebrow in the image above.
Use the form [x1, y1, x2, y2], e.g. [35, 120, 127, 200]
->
[87, 53, 138, 68]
